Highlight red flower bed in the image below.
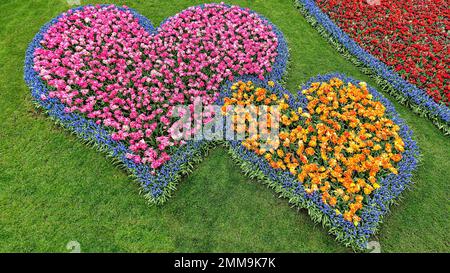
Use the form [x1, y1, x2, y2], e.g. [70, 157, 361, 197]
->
[316, 0, 450, 106]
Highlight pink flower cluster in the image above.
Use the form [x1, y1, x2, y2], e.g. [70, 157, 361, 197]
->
[33, 4, 279, 169]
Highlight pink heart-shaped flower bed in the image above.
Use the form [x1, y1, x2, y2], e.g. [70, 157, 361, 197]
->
[26, 3, 288, 202]
[25, 3, 418, 251]
[31, 4, 285, 167]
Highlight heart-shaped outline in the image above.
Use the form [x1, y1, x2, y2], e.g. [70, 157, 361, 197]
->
[24, 4, 419, 251]
[219, 74, 418, 250]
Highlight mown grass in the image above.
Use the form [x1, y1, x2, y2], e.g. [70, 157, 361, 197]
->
[0, 0, 448, 252]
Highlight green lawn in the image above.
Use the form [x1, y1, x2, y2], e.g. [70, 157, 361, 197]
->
[0, 0, 448, 253]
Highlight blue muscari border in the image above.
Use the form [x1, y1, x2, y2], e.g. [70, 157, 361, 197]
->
[218, 74, 419, 251]
[295, 0, 450, 135]
[24, 3, 419, 251]
[24, 4, 288, 204]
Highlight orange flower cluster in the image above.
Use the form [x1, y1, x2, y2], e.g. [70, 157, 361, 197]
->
[222, 79, 406, 225]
